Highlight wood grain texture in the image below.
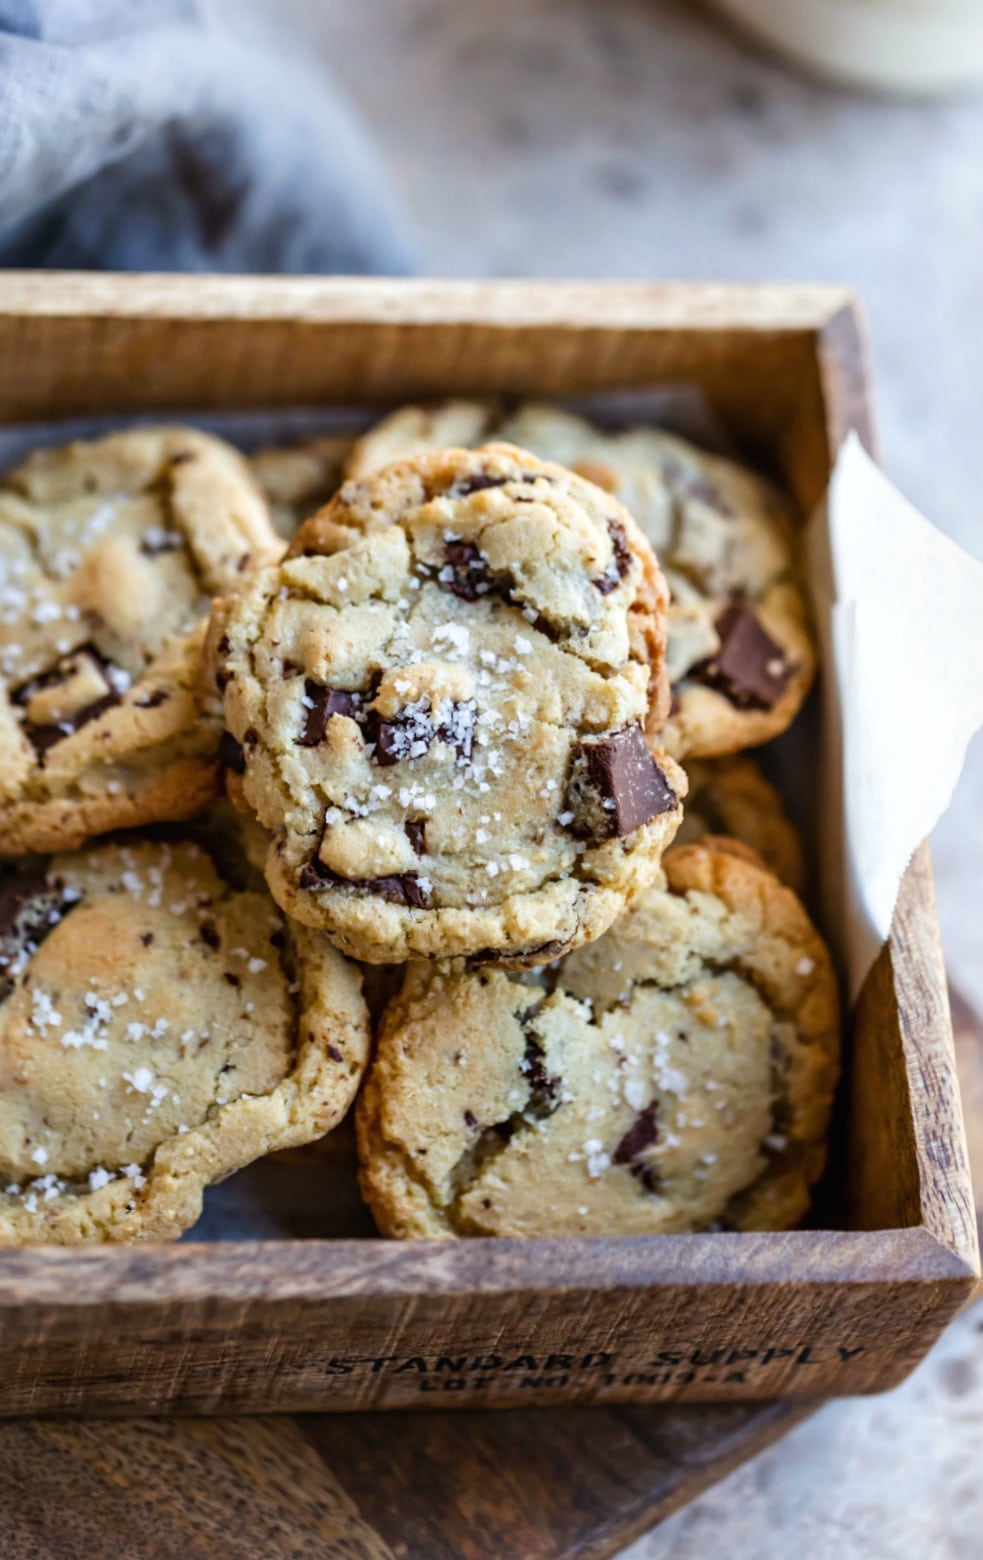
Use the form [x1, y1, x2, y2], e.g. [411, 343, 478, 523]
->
[0, 1416, 392, 1560]
[0, 988, 980, 1560]
[0, 276, 848, 499]
[0, 277, 975, 1416]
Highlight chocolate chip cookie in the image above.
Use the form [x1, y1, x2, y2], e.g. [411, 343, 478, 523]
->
[0, 427, 282, 854]
[357, 837, 839, 1237]
[348, 402, 815, 759]
[0, 838, 369, 1242]
[677, 754, 806, 895]
[209, 442, 684, 966]
[250, 434, 354, 538]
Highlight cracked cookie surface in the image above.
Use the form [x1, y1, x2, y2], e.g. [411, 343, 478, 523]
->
[0, 427, 282, 854]
[677, 754, 806, 895]
[0, 838, 369, 1243]
[209, 442, 683, 966]
[357, 838, 839, 1237]
[348, 401, 815, 760]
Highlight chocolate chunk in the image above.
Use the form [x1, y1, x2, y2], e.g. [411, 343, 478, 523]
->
[139, 932, 154, 947]
[520, 1034, 560, 1118]
[436, 700, 476, 763]
[442, 539, 491, 601]
[0, 877, 81, 1001]
[405, 820, 427, 856]
[563, 723, 676, 840]
[298, 854, 429, 908]
[327, 1044, 344, 1063]
[218, 731, 246, 774]
[373, 714, 429, 767]
[694, 604, 792, 710]
[15, 645, 123, 755]
[631, 1162, 662, 1195]
[454, 474, 510, 497]
[686, 476, 732, 516]
[613, 1101, 659, 1164]
[223, 972, 241, 987]
[298, 854, 333, 890]
[593, 518, 633, 596]
[297, 681, 364, 747]
[372, 699, 475, 768]
[607, 518, 632, 577]
[468, 939, 568, 969]
[526, 611, 561, 642]
[24, 695, 119, 755]
[369, 874, 429, 909]
[464, 1109, 478, 1129]
[134, 689, 168, 710]
[199, 921, 220, 950]
[297, 685, 329, 746]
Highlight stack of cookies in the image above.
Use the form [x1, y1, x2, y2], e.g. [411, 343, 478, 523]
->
[0, 406, 840, 1244]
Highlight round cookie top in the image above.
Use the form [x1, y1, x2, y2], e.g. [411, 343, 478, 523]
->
[0, 839, 369, 1242]
[0, 427, 282, 854]
[209, 442, 683, 966]
[677, 754, 806, 895]
[357, 839, 840, 1238]
[347, 402, 815, 760]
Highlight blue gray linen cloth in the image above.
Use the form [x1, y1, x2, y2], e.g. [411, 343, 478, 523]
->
[0, 0, 414, 272]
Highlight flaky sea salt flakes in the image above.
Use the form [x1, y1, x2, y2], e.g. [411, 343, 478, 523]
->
[624, 1077, 648, 1111]
[122, 1163, 147, 1189]
[105, 665, 131, 694]
[796, 956, 815, 976]
[431, 622, 470, 655]
[30, 1146, 48, 1167]
[124, 1066, 155, 1094]
[30, 990, 62, 1033]
[31, 599, 62, 625]
[88, 1167, 114, 1191]
[657, 1066, 689, 1096]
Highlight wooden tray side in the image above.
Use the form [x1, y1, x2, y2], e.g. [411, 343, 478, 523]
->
[0, 276, 845, 481]
[890, 851, 980, 1264]
[0, 278, 975, 1416]
[0, 1225, 971, 1415]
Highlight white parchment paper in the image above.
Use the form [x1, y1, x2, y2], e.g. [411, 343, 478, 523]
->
[807, 433, 983, 997]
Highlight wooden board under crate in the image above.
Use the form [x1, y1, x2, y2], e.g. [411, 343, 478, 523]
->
[0, 274, 977, 1416]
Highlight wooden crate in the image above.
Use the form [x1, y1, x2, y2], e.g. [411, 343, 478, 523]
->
[0, 275, 977, 1416]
